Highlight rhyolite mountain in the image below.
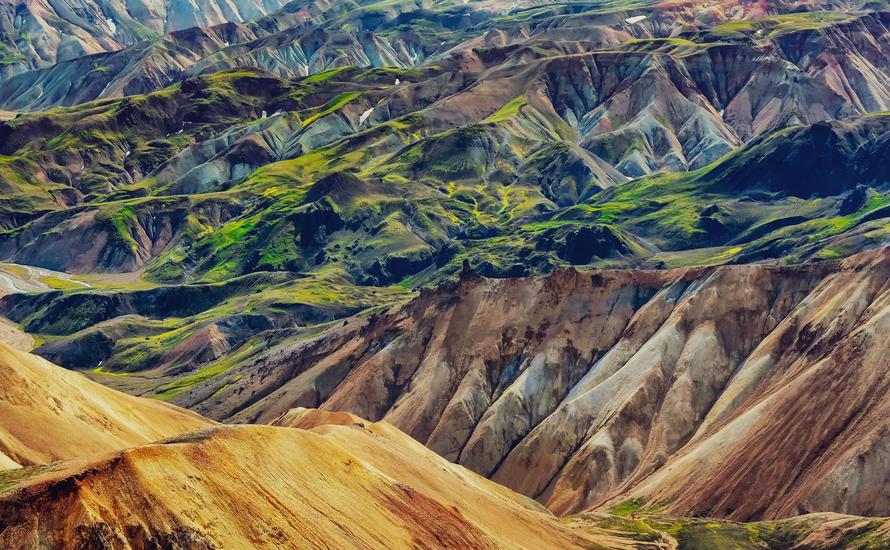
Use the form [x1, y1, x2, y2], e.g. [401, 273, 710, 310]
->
[0, 345, 637, 549]
[157, 246, 890, 522]
[0, 0, 890, 546]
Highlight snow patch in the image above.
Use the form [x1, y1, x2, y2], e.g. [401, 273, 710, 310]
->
[106, 18, 117, 35]
[624, 15, 646, 24]
[359, 107, 374, 126]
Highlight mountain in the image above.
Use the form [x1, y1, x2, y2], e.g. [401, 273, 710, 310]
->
[0, 74, 886, 281]
[0, 3, 886, 309]
[124, 246, 888, 523]
[0, 346, 627, 549]
[0, 0, 297, 77]
[6, 106, 887, 406]
[0, 340, 210, 468]
[0, 0, 889, 544]
[0, 4, 887, 279]
[4, 0, 887, 110]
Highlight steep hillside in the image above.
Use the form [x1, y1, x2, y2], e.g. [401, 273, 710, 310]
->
[0, 0, 470, 110]
[157, 246, 890, 522]
[3, 0, 886, 110]
[0, 72, 886, 282]
[0, 6, 886, 291]
[0, 341, 211, 468]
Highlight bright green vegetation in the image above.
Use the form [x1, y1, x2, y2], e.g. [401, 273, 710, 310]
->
[708, 10, 854, 39]
[482, 96, 527, 124]
[0, 464, 57, 496]
[763, 11, 855, 36]
[622, 37, 731, 55]
[300, 66, 352, 85]
[0, 43, 24, 65]
[302, 91, 361, 126]
[154, 338, 263, 399]
[10, 266, 411, 396]
[607, 498, 647, 517]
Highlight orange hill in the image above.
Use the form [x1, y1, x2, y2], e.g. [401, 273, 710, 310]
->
[0, 413, 626, 549]
[0, 349, 630, 549]
[0, 341, 211, 468]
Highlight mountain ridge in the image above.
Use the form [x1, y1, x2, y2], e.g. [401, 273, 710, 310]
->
[137, 246, 890, 522]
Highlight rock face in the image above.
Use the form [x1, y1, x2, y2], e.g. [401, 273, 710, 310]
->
[0, 341, 211, 468]
[616, 250, 890, 521]
[178, 246, 890, 521]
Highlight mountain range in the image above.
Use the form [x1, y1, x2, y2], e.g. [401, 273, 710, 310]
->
[0, 0, 889, 548]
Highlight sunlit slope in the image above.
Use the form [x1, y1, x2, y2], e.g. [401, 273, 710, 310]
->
[0, 408, 623, 549]
[0, 341, 212, 468]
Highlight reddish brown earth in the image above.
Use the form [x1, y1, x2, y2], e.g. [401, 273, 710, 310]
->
[3, 288, 890, 548]
[0, 420, 621, 550]
[180, 246, 890, 521]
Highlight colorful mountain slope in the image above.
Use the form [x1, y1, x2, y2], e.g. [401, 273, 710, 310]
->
[0, 348, 623, 549]
[151, 246, 890, 522]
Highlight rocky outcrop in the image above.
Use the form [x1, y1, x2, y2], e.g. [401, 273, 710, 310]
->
[614, 248, 890, 521]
